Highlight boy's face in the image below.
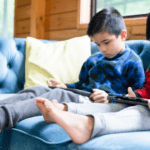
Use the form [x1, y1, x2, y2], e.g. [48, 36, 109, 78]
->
[92, 31, 127, 59]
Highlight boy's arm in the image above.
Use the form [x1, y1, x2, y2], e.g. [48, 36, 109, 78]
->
[127, 61, 145, 92]
[47, 78, 67, 88]
[134, 68, 150, 99]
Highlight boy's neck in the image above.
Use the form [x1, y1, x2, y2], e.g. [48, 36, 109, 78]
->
[119, 43, 126, 53]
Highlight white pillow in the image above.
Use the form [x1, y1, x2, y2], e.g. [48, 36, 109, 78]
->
[24, 36, 91, 89]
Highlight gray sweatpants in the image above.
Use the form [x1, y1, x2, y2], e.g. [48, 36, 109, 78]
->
[0, 85, 82, 130]
[66, 102, 150, 138]
[1, 85, 150, 139]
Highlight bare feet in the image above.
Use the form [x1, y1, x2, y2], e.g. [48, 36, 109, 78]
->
[36, 98, 67, 123]
[36, 98, 94, 144]
[36, 98, 54, 123]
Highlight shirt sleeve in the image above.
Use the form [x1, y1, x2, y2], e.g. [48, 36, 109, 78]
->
[134, 68, 150, 99]
[127, 60, 145, 92]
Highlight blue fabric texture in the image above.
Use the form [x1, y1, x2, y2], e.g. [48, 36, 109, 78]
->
[0, 38, 150, 150]
[68, 131, 150, 150]
[0, 116, 72, 150]
[66, 46, 145, 95]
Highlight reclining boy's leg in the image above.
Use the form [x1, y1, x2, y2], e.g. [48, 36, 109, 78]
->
[0, 85, 51, 105]
[91, 104, 150, 138]
[37, 99, 150, 144]
[36, 98, 94, 144]
[0, 87, 80, 131]
[66, 102, 128, 115]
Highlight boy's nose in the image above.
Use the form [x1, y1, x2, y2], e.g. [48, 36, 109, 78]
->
[100, 47, 107, 53]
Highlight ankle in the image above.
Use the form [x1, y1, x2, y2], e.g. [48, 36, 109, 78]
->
[87, 116, 94, 132]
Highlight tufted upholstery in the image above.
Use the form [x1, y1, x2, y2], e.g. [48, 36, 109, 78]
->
[1, 37, 150, 150]
[0, 38, 26, 94]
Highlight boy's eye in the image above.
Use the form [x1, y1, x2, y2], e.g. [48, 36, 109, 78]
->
[105, 42, 109, 45]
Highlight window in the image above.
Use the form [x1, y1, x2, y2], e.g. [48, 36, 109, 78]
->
[0, 0, 15, 37]
[92, 0, 150, 18]
[77, 0, 91, 29]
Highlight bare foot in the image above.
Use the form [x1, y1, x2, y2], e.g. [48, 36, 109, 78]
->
[36, 98, 54, 123]
[41, 99, 94, 144]
[36, 98, 67, 123]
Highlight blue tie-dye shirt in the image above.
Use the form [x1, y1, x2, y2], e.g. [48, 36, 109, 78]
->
[66, 45, 145, 95]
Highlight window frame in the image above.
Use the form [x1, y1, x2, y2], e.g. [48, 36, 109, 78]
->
[77, 0, 148, 31]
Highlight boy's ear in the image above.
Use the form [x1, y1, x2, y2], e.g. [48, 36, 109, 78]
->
[121, 30, 127, 40]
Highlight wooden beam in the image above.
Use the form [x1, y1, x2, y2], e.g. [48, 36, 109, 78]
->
[30, 0, 46, 39]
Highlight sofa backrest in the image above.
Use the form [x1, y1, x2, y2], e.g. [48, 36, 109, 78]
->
[0, 37, 150, 94]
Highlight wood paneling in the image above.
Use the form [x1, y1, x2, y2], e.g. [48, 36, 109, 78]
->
[46, 0, 77, 15]
[132, 26, 146, 35]
[15, 20, 30, 34]
[130, 35, 146, 40]
[30, 0, 46, 38]
[15, 5, 31, 21]
[14, 0, 147, 40]
[45, 11, 77, 31]
[124, 17, 147, 40]
[124, 17, 147, 26]
[17, 0, 31, 7]
[126, 26, 132, 40]
[45, 29, 87, 40]
[15, 33, 30, 38]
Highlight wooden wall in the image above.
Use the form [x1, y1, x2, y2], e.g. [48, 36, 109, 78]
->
[14, 0, 147, 40]
[125, 18, 147, 40]
[14, 0, 31, 38]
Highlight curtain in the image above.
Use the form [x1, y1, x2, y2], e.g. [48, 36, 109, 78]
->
[0, 0, 14, 37]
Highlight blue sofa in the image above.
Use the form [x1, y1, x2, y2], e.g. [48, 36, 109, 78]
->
[0, 37, 150, 150]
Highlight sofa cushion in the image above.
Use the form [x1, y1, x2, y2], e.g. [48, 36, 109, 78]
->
[25, 36, 91, 88]
[0, 38, 26, 94]
[0, 116, 72, 150]
[68, 131, 150, 150]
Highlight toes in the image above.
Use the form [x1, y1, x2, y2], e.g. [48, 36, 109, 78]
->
[36, 98, 47, 104]
[44, 101, 51, 108]
[51, 99, 58, 103]
[36, 97, 44, 102]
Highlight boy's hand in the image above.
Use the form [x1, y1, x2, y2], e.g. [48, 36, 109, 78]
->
[126, 87, 150, 110]
[148, 100, 150, 109]
[126, 87, 136, 97]
[90, 89, 109, 103]
[47, 78, 67, 88]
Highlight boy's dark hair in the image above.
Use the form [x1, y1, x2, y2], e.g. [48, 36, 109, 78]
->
[87, 7, 126, 37]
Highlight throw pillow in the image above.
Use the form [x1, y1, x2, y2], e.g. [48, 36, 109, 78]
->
[24, 36, 91, 89]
